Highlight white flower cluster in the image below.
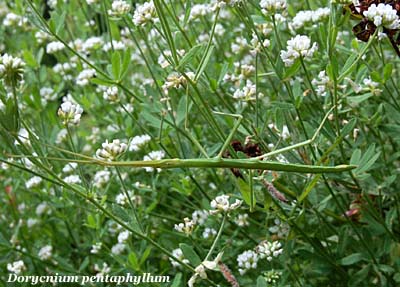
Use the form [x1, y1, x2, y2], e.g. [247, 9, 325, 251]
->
[280, 35, 318, 66]
[132, 1, 158, 26]
[363, 3, 400, 30]
[189, 4, 211, 21]
[170, 248, 190, 268]
[291, 8, 330, 30]
[0, 53, 25, 86]
[25, 176, 42, 189]
[260, 0, 286, 14]
[82, 36, 104, 53]
[256, 240, 283, 261]
[158, 49, 186, 68]
[38, 245, 53, 261]
[162, 72, 195, 95]
[53, 62, 77, 81]
[3, 13, 28, 28]
[58, 101, 83, 126]
[237, 250, 258, 275]
[115, 190, 133, 206]
[143, 150, 165, 172]
[96, 139, 127, 161]
[346, 77, 382, 96]
[174, 217, 195, 235]
[129, 134, 151, 151]
[268, 218, 290, 238]
[76, 68, 96, 86]
[312, 70, 330, 97]
[210, 195, 242, 215]
[202, 227, 217, 239]
[108, 0, 131, 17]
[263, 270, 282, 285]
[46, 41, 64, 54]
[103, 86, 119, 102]
[93, 170, 111, 188]
[91, 242, 102, 254]
[234, 213, 249, 227]
[7, 260, 26, 274]
[111, 243, 126, 255]
[63, 174, 82, 184]
[191, 210, 209, 225]
[233, 80, 257, 100]
[103, 40, 127, 52]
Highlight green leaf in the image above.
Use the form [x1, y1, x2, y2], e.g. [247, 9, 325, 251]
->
[339, 253, 367, 265]
[140, 246, 152, 266]
[383, 63, 393, 81]
[170, 273, 182, 287]
[347, 93, 373, 104]
[120, 48, 131, 79]
[179, 243, 201, 266]
[128, 252, 140, 271]
[86, 214, 97, 229]
[55, 11, 67, 34]
[283, 60, 301, 79]
[340, 53, 357, 76]
[298, 174, 321, 202]
[195, 45, 214, 80]
[23, 50, 38, 68]
[111, 51, 122, 80]
[237, 178, 251, 206]
[256, 276, 267, 287]
[177, 44, 204, 70]
[112, 204, 131, 223]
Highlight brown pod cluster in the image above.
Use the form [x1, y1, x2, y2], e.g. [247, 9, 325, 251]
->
[345, 0, 400, 56]
[223, 140, 263, 179]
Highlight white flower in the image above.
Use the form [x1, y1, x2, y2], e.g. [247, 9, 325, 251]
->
[189, 4, 211, 21]
[115, 190, 131, 206]
[111, 243, 126, 255]
[233, 80, 257, 100]
[40, 87, 57, 102]
[56, 128, 68, 144]
[117, 230, 131, 243]
[46, 41, 64, 54]
[174, 217, 195, 235]
[38, 245, 53, 260]
[94, 262, 111, 276]
[363, 3, 400, 29]
[312, 70, 330, 97]
[210, 195, 242, 214]
[7, 260, 26, 274]
[25, 176, 42, 189]
[0, 53, 25, 86]
[162, 72, 194, 95]
[36, 202, 51, 216]
[76, 68, 96, 86]
[191, 210, 209, 225]
[291, 8, 330, 30]
[63, 174, 82, 184]
[235, 213, 249, 227]
[280, 35, 318, 66]
[58, 101, 83, 126]
[143, 150, 165, 172]
[256, 240, 283, 261]
[169, 248, 190, 268]
[62, 162, 78, 174]
[103, 86, 119, 102]
[103, 40, 127, 52]
[86, 0, 99, 4]
[82, 37, 104, 53]
[264, 270, 282, 284]
[188, 252, 223, 287]
[91, 242, 102, 254]
[268, 218, 290, 238]
[129, 134, 151, 151]
[27, 218, 39, 228]
[260, 0, 286, 14]
[132, 1, 158, 26]
[237, 250, 258, 275]
[202, 227, 217, 239]
[3, 13, 28, 27]
[96, 139, 127, 161]
[93, 170, 111, 188]
[108, 0, 131, 17]
[363, 77, 382, 95]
